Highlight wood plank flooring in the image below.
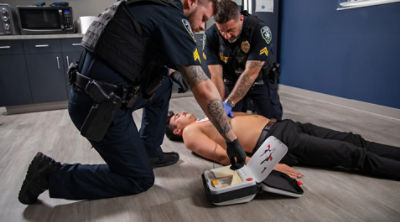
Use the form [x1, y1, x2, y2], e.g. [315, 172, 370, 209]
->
[0, 88, 399, 222]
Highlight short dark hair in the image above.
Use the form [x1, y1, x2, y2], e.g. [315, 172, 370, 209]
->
[165, 111, 184, 142]
[214, 0, 240, 24]
[199, 0, 218, 16]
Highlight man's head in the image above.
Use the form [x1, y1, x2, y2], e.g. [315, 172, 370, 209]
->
[166, 111, 197, 142]
[182, 0, 217, 32]
[214, 0, 243, 43]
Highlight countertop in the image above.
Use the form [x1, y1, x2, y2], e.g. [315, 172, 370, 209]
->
[0, 33, 83, 40]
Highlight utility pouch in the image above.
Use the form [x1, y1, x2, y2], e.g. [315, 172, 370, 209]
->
[80, 83, 122, 142]
[268, 63, 281, 84]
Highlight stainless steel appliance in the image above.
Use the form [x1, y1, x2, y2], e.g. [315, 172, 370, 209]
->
[0, 3, 18, 35]
[16, 5, 74, 34]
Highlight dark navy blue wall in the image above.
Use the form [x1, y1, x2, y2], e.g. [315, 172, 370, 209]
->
[279, 1, 400, 109]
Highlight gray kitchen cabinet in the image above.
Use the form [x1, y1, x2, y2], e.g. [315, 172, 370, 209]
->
[0, 40, 32, 106]
[23, 39, 68, 103]
[0, 36, 83, 108]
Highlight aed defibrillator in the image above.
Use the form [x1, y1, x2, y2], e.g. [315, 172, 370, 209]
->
[202, 136, 303, 206]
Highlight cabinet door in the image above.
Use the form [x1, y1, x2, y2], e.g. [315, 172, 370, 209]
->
[25, 53, 68, 103]
[0, 54, 32, 106]
[0, 41, 32, 106]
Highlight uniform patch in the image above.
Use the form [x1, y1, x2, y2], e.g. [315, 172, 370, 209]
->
[219, 53, 228, 63]
[203, 52, 207, 60]
[182, 19, 196, 42]
[259, 47, 269, 56]
[241, 40, 250, 54]
[193, 48, 201, 63]
[260, 26, 272, 44]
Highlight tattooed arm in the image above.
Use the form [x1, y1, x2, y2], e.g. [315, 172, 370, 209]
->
[176, 64, 237, 142]
[208, 64, 225, 99]
[226, 60, 265, 105]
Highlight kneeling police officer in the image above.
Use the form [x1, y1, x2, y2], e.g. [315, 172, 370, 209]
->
[18, 0, 247, 204]
[204, 0, 283, 120]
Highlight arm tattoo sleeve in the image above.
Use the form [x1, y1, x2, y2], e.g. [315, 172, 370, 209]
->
[178, 65, 209, 88]
[230, 60, 264, 102]
[207, 99, 232, 140]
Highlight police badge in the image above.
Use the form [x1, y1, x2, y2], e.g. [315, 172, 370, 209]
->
[241, 40, 250, 54]
[261, 26, 272, 44]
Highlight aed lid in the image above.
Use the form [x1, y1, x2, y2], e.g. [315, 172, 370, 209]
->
[245, 136, 288, 183]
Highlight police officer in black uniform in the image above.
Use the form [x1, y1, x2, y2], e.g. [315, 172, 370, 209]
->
[204, 0, 283, 120]
[18, 0, 247, 204]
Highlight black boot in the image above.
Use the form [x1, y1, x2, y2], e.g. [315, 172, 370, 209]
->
[150, 152, 179, 168]
[18, 152, 61, 204]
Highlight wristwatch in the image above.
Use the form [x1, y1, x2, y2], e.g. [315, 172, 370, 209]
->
[224, 99, 235, 108]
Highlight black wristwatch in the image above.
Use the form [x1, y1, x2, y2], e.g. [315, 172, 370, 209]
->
[224, 99, 235, 108]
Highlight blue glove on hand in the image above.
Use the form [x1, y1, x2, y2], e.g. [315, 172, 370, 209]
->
[223, 101, 235, 118]
[226, 139, 246, 170]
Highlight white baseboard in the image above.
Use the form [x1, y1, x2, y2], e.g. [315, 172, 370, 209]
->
[279, 84, 400, 121]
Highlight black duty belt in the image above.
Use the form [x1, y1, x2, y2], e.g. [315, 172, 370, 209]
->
[252, 118, 277, 155]
[68, 64, 139, 108]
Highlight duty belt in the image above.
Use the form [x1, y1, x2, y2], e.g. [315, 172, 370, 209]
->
[68, 63, 139, 108]
[252, 118, 277, 155]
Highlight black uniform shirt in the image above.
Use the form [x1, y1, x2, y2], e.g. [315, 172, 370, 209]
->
[129, 0, 202, 68]
[204, 16, 273, 68]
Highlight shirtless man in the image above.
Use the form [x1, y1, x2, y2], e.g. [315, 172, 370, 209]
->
[166, 111, 400, 181]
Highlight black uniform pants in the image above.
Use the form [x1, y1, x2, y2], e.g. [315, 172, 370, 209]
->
[269, 120, 400, 180]
[226, 80, 283, 120]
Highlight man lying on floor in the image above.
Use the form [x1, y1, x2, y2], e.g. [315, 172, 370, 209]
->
[166, 111, 400, 181]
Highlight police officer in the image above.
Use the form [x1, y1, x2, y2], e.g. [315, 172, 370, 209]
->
[204, 0, 283, 120]
[18, 0, 247, 204]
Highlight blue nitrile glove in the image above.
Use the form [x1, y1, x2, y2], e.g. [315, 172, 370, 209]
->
[223, 101, 235, 118]
[226, 139, 246, 170]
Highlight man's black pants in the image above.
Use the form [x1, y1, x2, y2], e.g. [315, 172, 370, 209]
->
[269, 120, 400, 180]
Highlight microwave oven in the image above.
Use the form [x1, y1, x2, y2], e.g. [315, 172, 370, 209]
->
[0, 3, 19, 35]
[16, 5, 74, 34]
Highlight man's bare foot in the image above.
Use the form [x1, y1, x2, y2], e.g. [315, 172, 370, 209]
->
[274, 163, 303, 179]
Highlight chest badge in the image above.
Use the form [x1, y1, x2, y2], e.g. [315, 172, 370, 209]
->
[241, 40, 250, 54]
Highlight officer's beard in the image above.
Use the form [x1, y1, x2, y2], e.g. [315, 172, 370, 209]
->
[228, 37, 239, 43]
[227, 24, 243, 44]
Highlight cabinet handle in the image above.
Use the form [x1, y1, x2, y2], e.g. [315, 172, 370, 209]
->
[35, 44, 49, 48]
[0, 46, 11, 49]
[72, 43, 80, 46]
[66, 56, 70, 66]
[56, 56, 60, 69]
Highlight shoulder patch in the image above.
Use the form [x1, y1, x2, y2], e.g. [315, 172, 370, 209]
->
[260, 26, 272, 44]
[182, 19, 196, 42]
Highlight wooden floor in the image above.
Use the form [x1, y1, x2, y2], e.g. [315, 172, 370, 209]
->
[0, 88, 399, 222]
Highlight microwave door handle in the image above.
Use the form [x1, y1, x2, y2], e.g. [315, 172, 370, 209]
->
[35, 44, 49, 48]
[59, 10, 65, 30]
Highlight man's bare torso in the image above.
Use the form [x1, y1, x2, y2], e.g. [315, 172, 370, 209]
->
[187, 112, 270, 153]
